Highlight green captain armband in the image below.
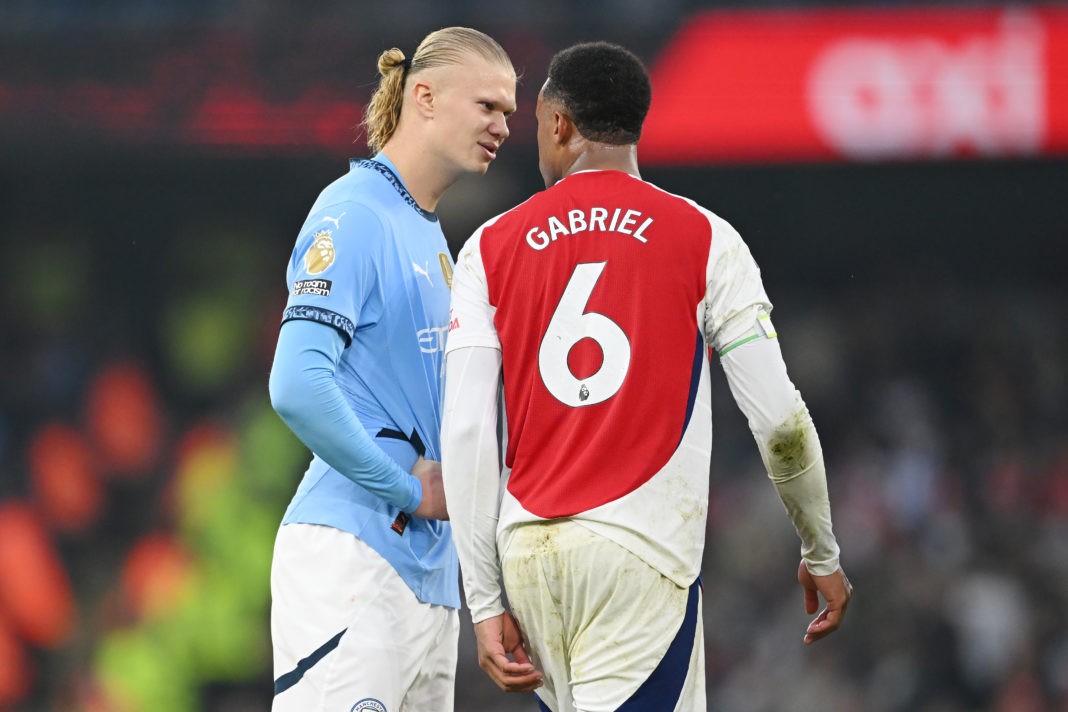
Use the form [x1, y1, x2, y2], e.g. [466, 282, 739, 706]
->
[718, 308, 778, 356]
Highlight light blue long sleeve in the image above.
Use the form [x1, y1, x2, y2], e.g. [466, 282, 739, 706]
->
[268, 318, 422, 513]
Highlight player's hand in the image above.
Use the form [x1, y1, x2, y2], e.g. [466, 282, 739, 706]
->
[473, 612, 543, 692]
[411, 457, 449, 520]
[798, 560, 852, 644]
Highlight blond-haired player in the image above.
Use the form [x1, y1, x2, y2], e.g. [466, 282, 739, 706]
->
[268, 27, 516, 712]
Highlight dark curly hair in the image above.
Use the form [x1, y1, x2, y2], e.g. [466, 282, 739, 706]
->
[543, 41, 651, 145]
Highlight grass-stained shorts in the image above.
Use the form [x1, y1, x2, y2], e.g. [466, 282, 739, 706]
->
[501, 519, 704, 712]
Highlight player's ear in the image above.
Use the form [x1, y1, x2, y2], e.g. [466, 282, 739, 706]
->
[411, 79, 435, 119]
[553, 110, 574, 145]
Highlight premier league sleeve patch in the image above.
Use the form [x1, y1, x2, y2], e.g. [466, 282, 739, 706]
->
[303, 229, 336, 274]
[284, 204, 383, 335]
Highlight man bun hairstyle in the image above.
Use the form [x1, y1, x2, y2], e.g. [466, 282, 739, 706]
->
[543, 41, 651, 145]
[362, 47, 409, 155]
[362, 27, 514, 154]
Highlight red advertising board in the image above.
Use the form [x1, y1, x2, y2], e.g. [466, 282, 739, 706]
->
[640, 5, 1068, 163]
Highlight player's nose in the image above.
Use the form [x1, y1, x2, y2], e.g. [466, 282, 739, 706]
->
[490, 115, 509, 142]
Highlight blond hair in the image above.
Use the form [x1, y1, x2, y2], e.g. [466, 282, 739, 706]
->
[361, 27, 514, 154]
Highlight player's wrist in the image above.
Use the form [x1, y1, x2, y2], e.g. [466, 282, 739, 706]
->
[404, 474, 423, 513]
[469, 600, 506, 624]
[802, 554, 840, 578]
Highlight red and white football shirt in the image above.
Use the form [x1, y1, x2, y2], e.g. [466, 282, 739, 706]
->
[446, 169, 770, 587]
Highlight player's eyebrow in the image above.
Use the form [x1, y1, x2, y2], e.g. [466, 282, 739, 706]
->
[479, 96, 517, 116]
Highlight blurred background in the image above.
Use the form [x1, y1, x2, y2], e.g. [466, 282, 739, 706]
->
[1, 1, 1066, 710]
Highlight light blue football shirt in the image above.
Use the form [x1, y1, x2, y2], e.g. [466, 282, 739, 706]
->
[279, 155, 457, 608]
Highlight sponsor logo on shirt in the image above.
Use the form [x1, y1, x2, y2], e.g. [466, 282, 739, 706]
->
[417, 325, 449, 354]
[304, 229, 335, 275]
[292, 279, 332, 296]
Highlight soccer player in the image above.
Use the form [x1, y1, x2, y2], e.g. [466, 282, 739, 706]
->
[441, 41, 852, 711]
[267, 27, 515, 712]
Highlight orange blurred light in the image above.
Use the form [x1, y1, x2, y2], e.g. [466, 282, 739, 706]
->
[173, 422, 234, 468]
[87, 362, 163, 477]
[0, 502, 75, 647]
[120, 533, 192, 620]
[0, 612, 32, 707]
[28, 423, 103, 532]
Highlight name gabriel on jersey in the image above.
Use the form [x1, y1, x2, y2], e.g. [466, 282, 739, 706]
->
[525, 207, 654, 251]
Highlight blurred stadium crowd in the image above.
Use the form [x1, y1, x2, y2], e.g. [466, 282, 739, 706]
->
[701, 285, 1068, 712]
[1, 1, 1067, 711]
[3, 212, 1065, 712]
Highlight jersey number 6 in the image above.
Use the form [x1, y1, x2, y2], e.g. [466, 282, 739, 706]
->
[538, 262, 631, 408]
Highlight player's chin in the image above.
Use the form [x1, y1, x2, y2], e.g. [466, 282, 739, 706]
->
[473, 145, 499, 171]
[471, 154, 495, 174]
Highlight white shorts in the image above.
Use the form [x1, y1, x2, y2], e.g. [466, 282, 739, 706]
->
[271, 523, 458, 712]
[500, 520, 705, 712]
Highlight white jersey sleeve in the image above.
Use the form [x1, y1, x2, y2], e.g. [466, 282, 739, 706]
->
[441, 226, 508, 623]
[721, 337, 841, 575]
[698, 209, 840, 575]
[699, 212, 774, 354]
[445, 226, 500, 355]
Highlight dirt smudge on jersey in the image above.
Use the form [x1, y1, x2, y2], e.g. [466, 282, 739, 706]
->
[530, 525, 560, 560]
[768, 410, 811, 477]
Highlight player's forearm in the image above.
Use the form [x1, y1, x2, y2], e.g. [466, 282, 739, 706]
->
[720, 336, 841, 575]
[269, 319, 421, 512]
[755, 396, 840, 574]
[769, 447, 840, 575]
[441, 346, 507, 622]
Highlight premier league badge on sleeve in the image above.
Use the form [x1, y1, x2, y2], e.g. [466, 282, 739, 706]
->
[304, 229, 336, 275]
